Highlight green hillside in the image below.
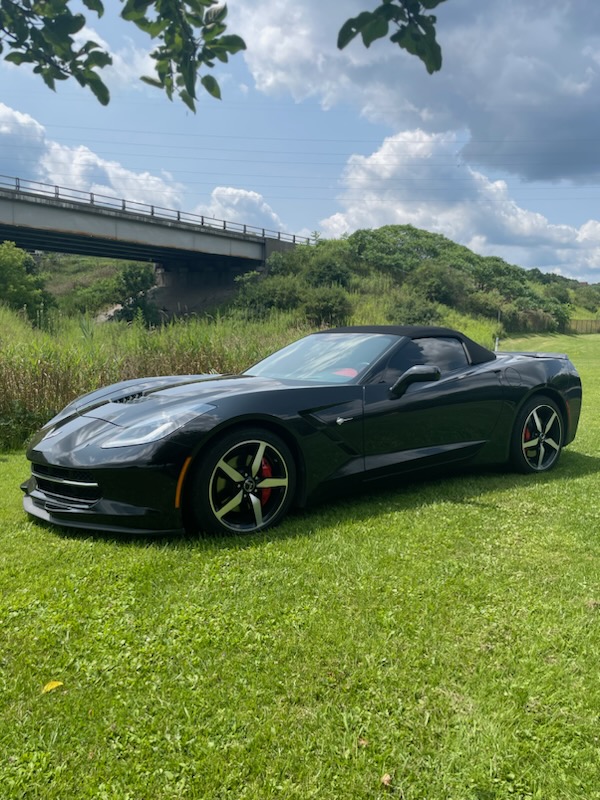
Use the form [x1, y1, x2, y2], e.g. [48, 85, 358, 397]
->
[239, 225, 600, 335]
[7, 225, 600, 333]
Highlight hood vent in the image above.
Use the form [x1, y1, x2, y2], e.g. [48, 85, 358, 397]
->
[112, 392, 147, 404]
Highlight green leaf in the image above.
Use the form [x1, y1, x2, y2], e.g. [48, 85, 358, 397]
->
[422, 39, 442, 73]
[201, 73, 221, 99]
[215, 34, 246, 54]
[121, 0, 154, 22]
[203, 22, 227, 42]
[7, 9, 29, 43]
[48, 12, 86, 36]
[338, 1, 446, 67]
[134, 18, 166, 36]
[360, 16, 389, 47]
[38, 70, 57, 91]
[84, 50, 112, 69]
[81, 0, 105, 15]
[4, 51, 36, 65]
[391, 22, 442, 73]
[0, 0, 246, 110]
[180, 58, 197, 95]
[179, 88, 196, 111]
[85, 72, 110, 105]
[376, 2, 408, 23]
[40, 23, 73, 49]
[205, 4, 228, 24]
[337, 13, 374, 49]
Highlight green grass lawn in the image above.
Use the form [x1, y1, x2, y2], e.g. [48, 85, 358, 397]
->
[1, 334, 599, 799]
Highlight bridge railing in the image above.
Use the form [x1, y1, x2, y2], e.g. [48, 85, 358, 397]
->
[0, 174, 311, 245]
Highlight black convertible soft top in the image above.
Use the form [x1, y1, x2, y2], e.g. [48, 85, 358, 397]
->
[321, 325, 496, 366]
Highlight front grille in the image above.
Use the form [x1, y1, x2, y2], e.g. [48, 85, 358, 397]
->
[32, 464, 100, 505]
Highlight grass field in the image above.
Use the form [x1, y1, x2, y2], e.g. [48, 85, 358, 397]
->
[1, 334, 599, 799]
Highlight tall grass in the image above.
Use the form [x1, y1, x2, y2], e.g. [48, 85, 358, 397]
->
[0, 300, 539, 451]
[0, 307, 312, 449]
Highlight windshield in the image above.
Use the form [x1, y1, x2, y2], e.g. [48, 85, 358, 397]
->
[245, 332, 400, 384]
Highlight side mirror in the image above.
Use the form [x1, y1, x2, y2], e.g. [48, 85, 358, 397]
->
[390, 364, 441, 398]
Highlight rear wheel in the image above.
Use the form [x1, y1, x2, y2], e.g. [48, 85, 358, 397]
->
[510, 395, 563, 473]
[188, 428, 296, 535]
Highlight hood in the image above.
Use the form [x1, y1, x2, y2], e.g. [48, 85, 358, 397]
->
[46, 373, 294, 429]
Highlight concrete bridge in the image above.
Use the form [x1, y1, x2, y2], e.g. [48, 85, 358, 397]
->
[0, 175, 310, 311]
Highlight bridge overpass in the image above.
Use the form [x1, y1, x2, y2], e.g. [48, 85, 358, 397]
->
[0, 175, 309, 309]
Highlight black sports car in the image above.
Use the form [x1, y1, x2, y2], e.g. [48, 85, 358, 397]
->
[22, 326, 582, 536]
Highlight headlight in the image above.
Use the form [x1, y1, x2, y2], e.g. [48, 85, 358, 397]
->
[100, 404, 214, 448]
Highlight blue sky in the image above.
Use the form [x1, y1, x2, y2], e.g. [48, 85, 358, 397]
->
[2, 0, 600, 282]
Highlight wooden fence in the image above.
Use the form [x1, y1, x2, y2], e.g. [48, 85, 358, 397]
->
[568, 319, 600, 334]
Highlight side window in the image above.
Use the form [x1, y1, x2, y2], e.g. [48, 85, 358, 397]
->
[382, 336, 468, 383]
[384, 341, 425, 379]
[413, 337, 469, 372]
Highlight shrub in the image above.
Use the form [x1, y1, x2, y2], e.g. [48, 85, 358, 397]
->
[305, 259, 351, 288]
[406, 262, 473, 308]
[113, 263, 160, 326]
[465, 289, 504, 320]
[302, 287, 353, 327]
[387, 291, 441, 326]
[234, 273, 304, 319]
[0, 241, 55, 325]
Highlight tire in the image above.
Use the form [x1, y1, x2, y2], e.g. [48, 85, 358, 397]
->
[510, 395, 564, 474]
[188, 427, 296, 535]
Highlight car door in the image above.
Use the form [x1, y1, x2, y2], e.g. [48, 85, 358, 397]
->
[362, 336, 504, 474]
[298, 386, 366, 485]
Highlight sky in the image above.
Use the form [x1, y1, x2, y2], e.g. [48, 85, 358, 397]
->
[2, 0, 600, 283]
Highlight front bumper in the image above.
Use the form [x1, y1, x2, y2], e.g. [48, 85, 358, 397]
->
[21, 462, 185, 536]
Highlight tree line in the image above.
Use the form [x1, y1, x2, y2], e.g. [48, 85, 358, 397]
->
[234, 225, 599, 333]
[2, 225, 598, 333]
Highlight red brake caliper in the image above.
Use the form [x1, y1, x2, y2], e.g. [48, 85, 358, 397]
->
[260, 457, 272, 506]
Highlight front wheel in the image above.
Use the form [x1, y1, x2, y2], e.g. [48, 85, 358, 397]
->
[188, 428, 296, 535]
[510, 395, 564, 474]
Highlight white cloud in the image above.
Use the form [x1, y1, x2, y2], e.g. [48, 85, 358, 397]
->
[231, 2, 343, 101]
[226, 0, 600, 280]
[0, 102, 184, 208]
[39, 141, 184, 208]
[194, 187, 285, 233]
[320, 130, 600, 282]
[0, 104, 46, 177]
[234, 0, 600, 181]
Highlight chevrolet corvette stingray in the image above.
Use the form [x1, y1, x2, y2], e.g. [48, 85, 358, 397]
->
[22, 326, 582, 535]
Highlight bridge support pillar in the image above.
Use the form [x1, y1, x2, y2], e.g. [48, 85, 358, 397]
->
[152, 258, 257, 315]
